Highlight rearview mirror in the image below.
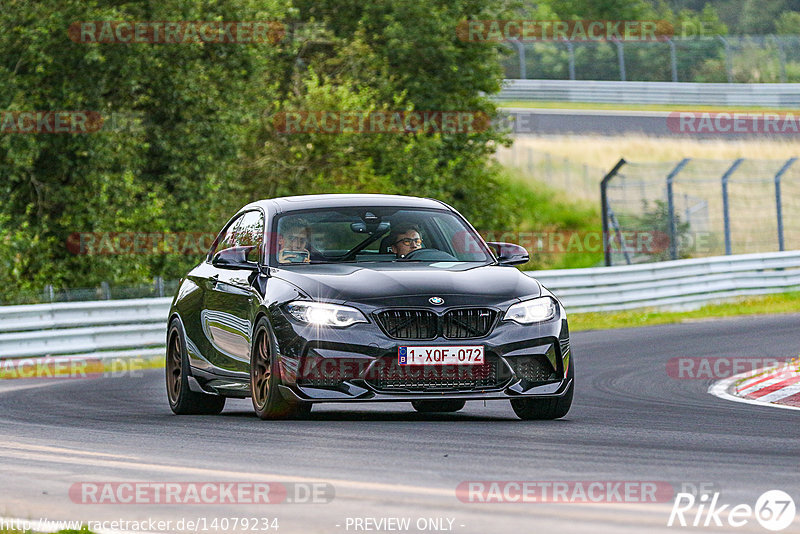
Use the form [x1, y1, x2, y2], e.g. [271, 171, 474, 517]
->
[212, 246, 259, 270]
[486, 242, 529, 266]
[351, 221, 390, 234]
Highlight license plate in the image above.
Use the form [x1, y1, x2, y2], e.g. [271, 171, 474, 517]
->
[398, 345, 484, 365]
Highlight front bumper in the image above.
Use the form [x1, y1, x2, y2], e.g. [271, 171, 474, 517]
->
[271, 304, 572, 403]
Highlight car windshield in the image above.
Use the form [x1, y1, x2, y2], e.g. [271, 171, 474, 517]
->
[270, 207, 493, 266]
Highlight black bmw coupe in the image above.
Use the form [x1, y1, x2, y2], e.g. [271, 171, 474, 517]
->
[166, 194, 573, 420]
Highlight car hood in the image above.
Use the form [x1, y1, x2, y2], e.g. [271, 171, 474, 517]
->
[271, 262, 541, 307]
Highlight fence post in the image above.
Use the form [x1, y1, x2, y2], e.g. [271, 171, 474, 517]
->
[774, 157, 797, 252]
[666, 158, 691, 260]
[155, 276, 165, 297]
[508, 39, 526, 79]
[666, 38, 678, 82]
[101, 281, 111, 300]
[717, 36, 733, 83]
[562, 38, 575, 80]
[721, 158, 744, 255]
[770, 35, 787, 83]
[44, 284, 54, 303]
[601, 158, 627, 266]
[613, 38, 626, 81]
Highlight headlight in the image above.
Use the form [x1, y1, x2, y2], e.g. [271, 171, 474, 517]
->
[285, 301, 368, 327]
[503, 297, 558, 324]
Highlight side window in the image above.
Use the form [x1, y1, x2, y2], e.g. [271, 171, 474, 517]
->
[210, 214, 244, 259]
[235, 211, 265, 262]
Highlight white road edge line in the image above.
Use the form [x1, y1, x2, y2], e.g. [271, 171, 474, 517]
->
[708, 368, 800, 412]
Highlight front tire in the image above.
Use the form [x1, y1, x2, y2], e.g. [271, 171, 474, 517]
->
[166, 319, 226, 415]
[510, 359, 574, 420]
[412, 400, 466, 413]
[250, 317, 311, 420]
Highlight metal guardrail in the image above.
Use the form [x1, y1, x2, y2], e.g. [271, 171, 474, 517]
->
[0, 298, 170, 359]
[529, 250, 800, 313]
[496, 79, 800, 107]
[0, 251, 798, 360]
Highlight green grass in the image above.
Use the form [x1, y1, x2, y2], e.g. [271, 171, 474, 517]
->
[497, 100, 800, 113]
[497, 167, 604, 270]
[569, 291, 800, 331]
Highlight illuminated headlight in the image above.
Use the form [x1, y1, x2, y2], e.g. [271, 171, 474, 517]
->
[285, 301, 368, 327]
[503, 297, 558, 324]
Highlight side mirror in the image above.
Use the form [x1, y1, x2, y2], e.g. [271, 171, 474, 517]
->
[212, 246, 259, 270]
[486, 242, 529, 266]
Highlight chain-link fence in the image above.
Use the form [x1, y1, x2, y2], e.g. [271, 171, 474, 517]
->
[2, 277, 180, 306]
[502, 35, 800, 83]
[602, 157, 800, 265]
[495, 144, 604, 201]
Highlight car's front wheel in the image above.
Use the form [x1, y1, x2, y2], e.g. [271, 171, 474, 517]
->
[166, 319, 226, 415]
[411, 400, 466, 413]
[510, 359, 574, 420]
[250, 317, 311, 420]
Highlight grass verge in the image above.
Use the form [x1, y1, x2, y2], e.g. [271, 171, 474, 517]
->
[496, 167, 603, 270]
[569, 291, 800, 332]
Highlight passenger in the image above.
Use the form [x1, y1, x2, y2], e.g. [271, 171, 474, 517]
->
[278, 219, 311, 263]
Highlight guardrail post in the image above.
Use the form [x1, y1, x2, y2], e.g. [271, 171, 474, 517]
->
[774, 157, 796, 251]
[666, 38, 678, 82]
[666, 158, 691, 260]
[613, 38, 626, 81]
[601, 158, 627, 266]
[721, 158, 744, 255]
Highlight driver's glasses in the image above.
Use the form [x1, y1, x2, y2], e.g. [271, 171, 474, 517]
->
[395, 237, 422, 247]
[285, 234, 308, 247]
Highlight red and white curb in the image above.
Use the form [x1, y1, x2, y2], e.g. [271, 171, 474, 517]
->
[709, 359, 800, 411]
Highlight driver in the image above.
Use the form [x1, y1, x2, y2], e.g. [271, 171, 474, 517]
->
[278, 219, 311, 263]
[388, 223, 423, 258]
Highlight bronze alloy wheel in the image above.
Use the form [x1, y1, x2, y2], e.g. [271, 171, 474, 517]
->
[166, 331, 182, 405]
[251, 329, 272, 412]
[165, 320, 226, 415]
[250, 318, 310, 420]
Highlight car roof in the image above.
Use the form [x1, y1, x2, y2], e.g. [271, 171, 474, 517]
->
[242, 194, 451, 213]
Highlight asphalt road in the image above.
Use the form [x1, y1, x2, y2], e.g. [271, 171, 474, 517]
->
[1, 314, 799, 534]
[499, 108, 800, 138]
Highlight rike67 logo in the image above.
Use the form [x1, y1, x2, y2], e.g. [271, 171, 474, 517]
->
[668, 490, 796, 531]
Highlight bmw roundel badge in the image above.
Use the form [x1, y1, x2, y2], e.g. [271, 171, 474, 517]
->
[428, 296, 444, 305]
